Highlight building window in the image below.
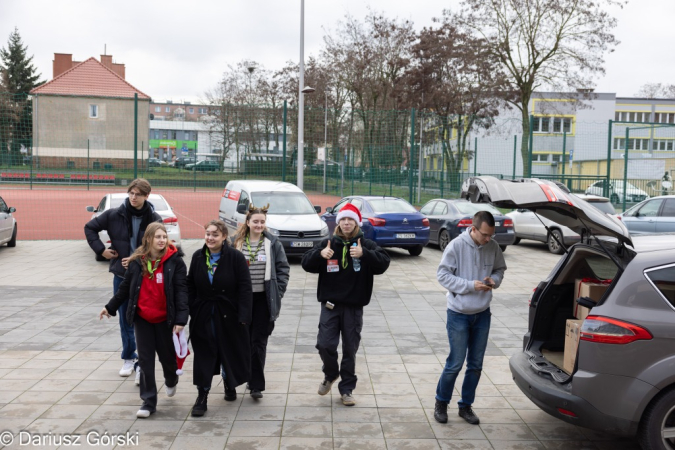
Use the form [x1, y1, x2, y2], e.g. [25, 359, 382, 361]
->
[189, 108, 194, 114]
[89, 104, 98, 118]
[171, 131, 177, 139]
[199, 108, 207, 114]
[533, 116, 572, 134]
[154, 130, 159, 139]
[551, 154, 561, 162]
[162, 132, 168, 139]
[165, 106, 171, 113]
[155, 106, 161, 112]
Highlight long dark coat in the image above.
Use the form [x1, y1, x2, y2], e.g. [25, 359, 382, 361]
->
[187, 244, 252, 389]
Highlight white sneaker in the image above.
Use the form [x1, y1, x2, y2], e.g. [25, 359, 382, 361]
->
[165, 384, 177, 397]
[136, 408, 152, 418]
[134, 367, 141, 386]
[119, 360, 135, 377]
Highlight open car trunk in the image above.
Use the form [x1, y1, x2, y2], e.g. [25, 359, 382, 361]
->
[525, 242, 634, 382]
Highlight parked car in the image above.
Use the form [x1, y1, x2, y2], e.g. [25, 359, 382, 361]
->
[585, 179, 649, 204]
[321, 196, 429, 256]
[86, 193, 181, 261]
[462, 176, 675, 447]
[147, 158, 165, 168]
[619, 195, 675, 234]
[0, 195, 17, 247]
[507, 194, 618, 255]
[174, 157, 196, 168]
[420, 198, 515, 252]
[219, 180, 327, 256]
[185, 160, 220, 171]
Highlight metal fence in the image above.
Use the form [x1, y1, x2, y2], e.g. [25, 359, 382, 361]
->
[2, 92, 675, 240]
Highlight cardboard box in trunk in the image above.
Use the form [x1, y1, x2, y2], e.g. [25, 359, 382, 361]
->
[564, 319, 583, 374]
[573, 279, 610, 320]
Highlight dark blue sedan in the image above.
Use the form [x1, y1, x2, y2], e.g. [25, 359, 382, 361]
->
[420, 198, 515, 252]
[321, 196, 430, 256]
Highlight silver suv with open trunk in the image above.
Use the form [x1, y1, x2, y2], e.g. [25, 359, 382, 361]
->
[462, 176, 675, 450]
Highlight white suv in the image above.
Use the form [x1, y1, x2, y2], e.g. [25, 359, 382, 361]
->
[585, 180, 649, 204]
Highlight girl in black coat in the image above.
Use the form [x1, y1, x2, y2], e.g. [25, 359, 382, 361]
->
[187, 219, 252, 417]
[99, 222, 188, 419]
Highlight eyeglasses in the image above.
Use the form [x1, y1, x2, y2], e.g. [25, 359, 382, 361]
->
[475, 228, 495, 239]
[128, 192, 146, 198]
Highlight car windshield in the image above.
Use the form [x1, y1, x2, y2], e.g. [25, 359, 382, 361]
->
[587, 201, 616, 215]
[251, 192, 316, 215]
[454, 201, 501, 216]
[368, 199, 417, 214]
[110, 196, 169, 212]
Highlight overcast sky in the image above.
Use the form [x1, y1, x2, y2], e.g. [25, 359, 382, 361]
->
[1, 0, 671, 103]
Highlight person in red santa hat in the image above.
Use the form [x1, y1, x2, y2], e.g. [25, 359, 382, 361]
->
[301, 202, 390, 406]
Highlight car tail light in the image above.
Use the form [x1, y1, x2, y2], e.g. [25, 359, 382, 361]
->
[580, 316, 652, 345]
[163, 217, 178, 225]
[422, 218, 429, 227]
[528, 287, 536, 307]
[557, 407, 577, 418]
[368, 217, 386, 227]
[503, 219, 514, 227]
[457, 219, 472, 227]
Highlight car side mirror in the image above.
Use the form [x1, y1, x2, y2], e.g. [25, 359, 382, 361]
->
[326, 207, 333, 214]
[236, 203, 247, 214]
[517, 209, 527, 213]
[86, 206, 95, 212]
[8, 207, 15, 213]
[314, 205, 322, 213]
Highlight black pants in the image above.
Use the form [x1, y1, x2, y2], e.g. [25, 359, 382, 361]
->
[315, 303, 363, 394]
[134, 316, 178, 411]
[250, 291, 274, 391]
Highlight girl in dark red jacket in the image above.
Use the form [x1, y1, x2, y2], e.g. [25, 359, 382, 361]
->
[99, 222, 189, 419]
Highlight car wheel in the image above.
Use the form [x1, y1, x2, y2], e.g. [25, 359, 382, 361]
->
[610, 193, 619, 204]
[7, 224, 17, 247]
[639, 387, 675, 450]
[499, 245, 507, 252]
[513, 237, 521, 245]
[439, 230, 451, 251]
[547, 230, 565, 255]
[408, 245, 424, 256]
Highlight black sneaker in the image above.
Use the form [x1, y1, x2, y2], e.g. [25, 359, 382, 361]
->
[191, 388, 208, 417]
[434, 400, 448, 423]
[250, 389, 263, 400]
[458, 406, 480, 425]
[224, 387, 237, 402]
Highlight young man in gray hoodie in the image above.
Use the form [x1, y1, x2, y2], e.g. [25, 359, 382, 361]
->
[434, 210, 506, 425]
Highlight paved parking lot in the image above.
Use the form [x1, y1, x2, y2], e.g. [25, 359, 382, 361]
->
[0, 239, 640, 449]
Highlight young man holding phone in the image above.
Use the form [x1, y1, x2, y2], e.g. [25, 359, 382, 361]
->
[433, 210, 506, 425]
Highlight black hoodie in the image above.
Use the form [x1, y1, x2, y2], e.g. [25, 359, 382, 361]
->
[301, 232, 390, 307]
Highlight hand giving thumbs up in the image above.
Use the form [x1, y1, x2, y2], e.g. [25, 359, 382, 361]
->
[350, 238, 363, 259]
[321, 240, 334, 259]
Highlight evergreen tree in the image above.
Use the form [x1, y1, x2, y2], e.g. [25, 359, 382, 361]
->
[0, 27, 43, 94]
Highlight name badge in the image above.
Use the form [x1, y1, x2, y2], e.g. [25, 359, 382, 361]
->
[258, 254, 267, 262]
[156, 273, 163, 284]
[327, 259, 339, 273]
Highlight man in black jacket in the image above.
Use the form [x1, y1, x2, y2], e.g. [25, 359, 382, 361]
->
[301, 203, 390, 406]
[84, 178, 162, 379]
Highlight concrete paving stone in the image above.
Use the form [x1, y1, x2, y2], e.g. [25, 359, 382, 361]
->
[72, 418, 135, 435]
[372, 383, 417, 395]
[382, 422, 436, 439]
[333, 422, 384, 439]
[18, 358, 68, 369]
[333, 438, 388, 449]
[516, 410, 566, 424]
[240, 393, 287, 407]
[229, 420, 282, 437]
[287, 393, 332, 407]
[128, 419, 184, 436]
[489, 441, 546, 449]
[184, 406, 239, 422]
[370, 373, 412, 384]
[73, 380, 124, 393]
[177, 420, 232, 437]
[332, 393, 377, 408]
[331, 406, 379, 422]
[284, 406, 332, 422]
[437, 439, 493, 449]
[225, 436, 281, 449]
[12, 390, 65, 405]
[278, 437, 333, 449]
[541, 441, 599, 449]
[235, 406, 285, 421]
[170, 435, 228, 449]
[472, 408, 525, 424]
[281, 421, 332, 438]
[376, 394, 423, 409]
[430, 422, 487, 440]
[2, 368, 54, 380]
[40, 403, 99, 420]
[480, 424, 538, 440]
[385, 439, 442, 450]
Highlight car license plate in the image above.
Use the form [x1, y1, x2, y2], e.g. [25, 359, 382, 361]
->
[291, 241, 314, 248]
[495, 222, 500, 226]
[396, 233, 415, 239]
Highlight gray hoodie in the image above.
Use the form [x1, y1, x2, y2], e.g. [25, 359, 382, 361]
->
[437, 228, 507, 314]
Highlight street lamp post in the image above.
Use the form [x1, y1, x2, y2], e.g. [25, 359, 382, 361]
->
[323, 90, 328, 193]
[298, 0, 306, 189]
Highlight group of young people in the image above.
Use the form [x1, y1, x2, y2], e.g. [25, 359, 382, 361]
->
[86, 178, 506, 426]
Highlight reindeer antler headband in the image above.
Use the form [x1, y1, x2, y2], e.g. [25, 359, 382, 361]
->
[248, 203, 270, 214]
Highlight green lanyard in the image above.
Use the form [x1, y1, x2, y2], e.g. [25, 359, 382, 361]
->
[340, 239, 350, 269]
[205, 249, 219, 276]
[245, 235, 264, 266]
[146, 259, 160, 279]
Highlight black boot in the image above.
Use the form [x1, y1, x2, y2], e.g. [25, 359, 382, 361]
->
[191, 388, 208, 417]
[434, 400, 448, 424]
[458, 406, 480, 425]
[224, 385, 237, 401]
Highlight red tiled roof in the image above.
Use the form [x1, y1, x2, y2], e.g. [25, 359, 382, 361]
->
[30, 57, 150, 99]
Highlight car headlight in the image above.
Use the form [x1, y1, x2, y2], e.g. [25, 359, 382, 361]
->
[320, 222, 329, 237]
[267, 227, 280, 236]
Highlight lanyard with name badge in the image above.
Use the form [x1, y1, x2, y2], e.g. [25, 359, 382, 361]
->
[246, 235, 264, 266]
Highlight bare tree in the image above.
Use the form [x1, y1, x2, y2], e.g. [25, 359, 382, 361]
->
[459, 0, 624, 176]
[636, 83, 675, 99]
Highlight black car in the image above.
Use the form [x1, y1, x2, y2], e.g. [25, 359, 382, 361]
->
[420, 198, 516, 252]
[174, 157, 196, 168]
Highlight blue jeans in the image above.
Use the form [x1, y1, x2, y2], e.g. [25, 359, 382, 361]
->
[114, 275, 138, 361]
[435, 308, 491, 408]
